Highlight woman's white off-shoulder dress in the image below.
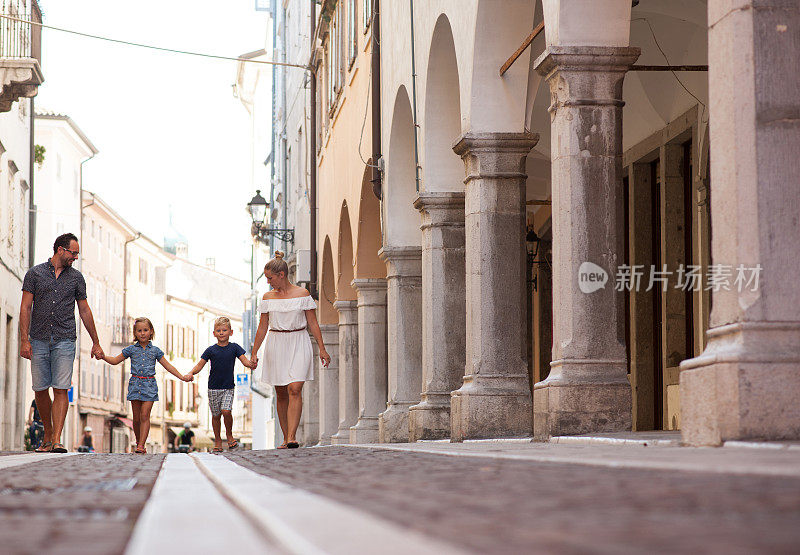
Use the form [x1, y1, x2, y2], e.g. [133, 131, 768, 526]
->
[257, 296, 317, 386]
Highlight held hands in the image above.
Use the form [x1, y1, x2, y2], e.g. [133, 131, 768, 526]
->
[91, 343, 105, 360]
[249, 354, 258, 369]
[181, 373, 194, 382]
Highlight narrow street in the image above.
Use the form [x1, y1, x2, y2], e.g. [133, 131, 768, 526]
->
[2, 1, 799, 554]
[2, 440, 800, 554]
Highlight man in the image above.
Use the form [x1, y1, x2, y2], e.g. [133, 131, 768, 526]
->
[27, 400, 43, 450]
[19, 233, 104, 453]
[175, 422, 194, 453]
[78, 426, 95, 453]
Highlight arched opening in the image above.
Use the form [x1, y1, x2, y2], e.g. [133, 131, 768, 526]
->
[423, 14, 462, 192]
[471, 0, 536, 133]
[385, 86, 420, 247]
[320, 236, 337, 324]
[337, 203, 356, 301]
[355, 165, 386, 279]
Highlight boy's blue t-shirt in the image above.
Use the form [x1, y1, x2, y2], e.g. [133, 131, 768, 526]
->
[200, 342, 246, 389]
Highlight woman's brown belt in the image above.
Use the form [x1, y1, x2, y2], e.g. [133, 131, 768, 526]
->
[269, 328, 307, 333]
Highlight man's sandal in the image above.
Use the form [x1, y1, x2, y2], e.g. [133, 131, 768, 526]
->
[35, 441, 52, 453]
[50, 443, 68, 453]
[212, 447, 224, 453]
[227, 440, 239, 450]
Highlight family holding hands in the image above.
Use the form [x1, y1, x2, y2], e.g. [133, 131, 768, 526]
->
[20, 233, 330, 455]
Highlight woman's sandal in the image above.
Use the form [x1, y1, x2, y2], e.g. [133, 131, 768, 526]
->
[35, 441, 52, 453]
[50, 443, 68, 453]
[134, 447, 146, 454]
[277, 443, 288, 449]
[286, 442, 299, 449]
[227, 440, 239, 450]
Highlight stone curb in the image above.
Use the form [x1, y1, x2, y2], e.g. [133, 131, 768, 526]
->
[197, 453, 465, 555]
[125, 454, 276, 555]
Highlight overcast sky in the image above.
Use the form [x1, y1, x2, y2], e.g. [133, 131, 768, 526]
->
[36, 0, 271, 282]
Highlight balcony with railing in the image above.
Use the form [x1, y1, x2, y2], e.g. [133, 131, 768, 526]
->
[1, 0, 44, 112]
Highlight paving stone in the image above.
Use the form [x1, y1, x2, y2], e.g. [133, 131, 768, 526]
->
[0, 454, 164, 555]
[226, 446, 800, 554]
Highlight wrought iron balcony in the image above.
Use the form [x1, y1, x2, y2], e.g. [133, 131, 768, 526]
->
[0, 0, 44, 112]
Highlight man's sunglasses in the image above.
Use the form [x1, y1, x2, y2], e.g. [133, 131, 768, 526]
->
[61, 247, 80, 257]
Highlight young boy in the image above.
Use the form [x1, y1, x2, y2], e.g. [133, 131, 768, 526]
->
[186, 317, 253, 452]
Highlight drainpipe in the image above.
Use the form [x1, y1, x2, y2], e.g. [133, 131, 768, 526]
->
[409, 0, 421, 192]
[309, 0, 318, 298]
[122, 233, 141, 335]
[370, 0, 381, 199]
[281, 4, 288, 255]
[269, 0, 278, 258]
[76, 157, 95, 413]
[28, 97, 35, 268]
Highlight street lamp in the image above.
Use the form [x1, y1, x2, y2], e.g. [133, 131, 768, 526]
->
[247, 190, 295, 244]
[526, 225, 550, 292]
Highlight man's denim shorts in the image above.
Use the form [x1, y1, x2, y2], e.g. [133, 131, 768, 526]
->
[30, 339, 76, 391]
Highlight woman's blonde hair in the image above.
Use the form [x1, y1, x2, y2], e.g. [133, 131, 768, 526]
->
[133, 317, 155, 341]
[264, 250, 289, 277]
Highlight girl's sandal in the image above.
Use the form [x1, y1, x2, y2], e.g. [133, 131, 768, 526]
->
[35, 441, 52, 453]
[227, 440, 239, 450]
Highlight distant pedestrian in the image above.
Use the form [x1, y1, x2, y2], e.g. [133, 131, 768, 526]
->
[79, 426, 95, 453]
[103, 317, 191, 453]
[175, 422, 195, 453]
[20, 233, 105, 453]
[186, 317, 255, 453]
[250, 251, 331, 449]
[27, 400, 43, 450]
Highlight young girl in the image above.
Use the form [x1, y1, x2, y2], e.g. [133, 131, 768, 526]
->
[103, 317, 192, 453]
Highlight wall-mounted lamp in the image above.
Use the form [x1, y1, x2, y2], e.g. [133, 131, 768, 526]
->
[247, 189, 295, 244]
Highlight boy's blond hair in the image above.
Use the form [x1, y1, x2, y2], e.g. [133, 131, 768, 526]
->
[214, 316, 231, 329]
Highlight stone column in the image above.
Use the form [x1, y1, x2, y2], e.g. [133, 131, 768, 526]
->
[317, 324, 340, 445]
[532, 46, 640, 438]
[408, 192, 466, 441]
[349, 279, 388, 443]
[449, 133, 538, 441]
[331, 300, 358, 444]
[680, 0, 800, 445]
[378, 246, 423, 443]
[302, 332, 320, 446]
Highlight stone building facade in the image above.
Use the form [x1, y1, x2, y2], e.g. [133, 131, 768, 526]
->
[0, 99, 33, 451]
[274, 0, 798, 447]
[0, 0, 42, 450]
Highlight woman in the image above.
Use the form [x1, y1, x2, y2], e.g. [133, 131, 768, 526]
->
[250, 251, 331, 448]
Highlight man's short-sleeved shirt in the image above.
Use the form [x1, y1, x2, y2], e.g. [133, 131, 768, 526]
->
[22, 261, 87, 341]
[200, 342, 246, 389]
[122, 342, 164, 377]
[178, 430, 194, 445]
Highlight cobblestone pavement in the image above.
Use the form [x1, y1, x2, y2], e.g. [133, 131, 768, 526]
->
[0, 454, 164, 555]
[227, 446, 800, 554]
